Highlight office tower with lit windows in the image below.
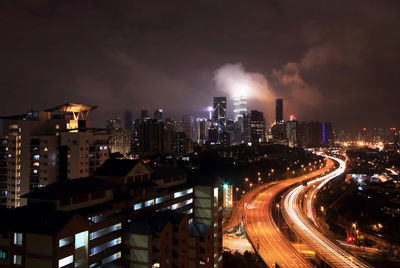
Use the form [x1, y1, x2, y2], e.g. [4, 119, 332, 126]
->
[213, 97, 227, 132]
[233, 95, 247, 122]
[250, 110, 265, 144]
[194, 118, 209, 144]
[276, 98, 283, 123]
[106, 118, 132, 156]
[181, 115, 193, 141]
[286, 119, 298, 148]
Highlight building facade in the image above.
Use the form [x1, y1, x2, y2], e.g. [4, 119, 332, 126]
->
[0, 160, 223, 268]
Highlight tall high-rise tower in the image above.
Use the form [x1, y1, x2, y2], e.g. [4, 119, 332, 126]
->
[213, 97, 227, 131]
[234, 95, 247, 122]
[276, 98, 283, 123]
[154, 109, 163, 120]
[124, 110, 132, 130]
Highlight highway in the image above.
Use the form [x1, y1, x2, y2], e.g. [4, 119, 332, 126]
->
[243, 158, 335, 267]
[283, 155, 371, 268]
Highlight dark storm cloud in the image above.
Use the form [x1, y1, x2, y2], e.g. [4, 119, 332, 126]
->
[1, 0, 400, 129]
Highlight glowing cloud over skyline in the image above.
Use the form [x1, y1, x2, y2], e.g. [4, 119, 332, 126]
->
[213, 63, 275, 101]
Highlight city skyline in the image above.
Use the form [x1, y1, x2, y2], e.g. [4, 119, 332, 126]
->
[1, 1, 400, 130]
[2, 2, 400, 268]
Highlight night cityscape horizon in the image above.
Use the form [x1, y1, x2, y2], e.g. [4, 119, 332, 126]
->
[1, 1, 400, 268]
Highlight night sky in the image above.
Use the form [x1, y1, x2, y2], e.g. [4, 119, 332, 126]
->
[1, 0, 400, 130]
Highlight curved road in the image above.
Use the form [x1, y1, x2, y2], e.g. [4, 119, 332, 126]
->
[244, 158, 335, 267]
[283, 155, 371, 268]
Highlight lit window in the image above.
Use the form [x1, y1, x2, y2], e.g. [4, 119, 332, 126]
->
[89, 223, 122, 240]
[90, 238, 121, 256]
[145, 199, 154, 207]
[102, 251, 121, 265]
[133, 203, 142, 210]
[0, 250, 7, 259]
[33, 169, 38, 174]
[156, 195, 170, 204]
[59, 236, 73, 247]
[13, 255, 21, 265]
[33, 155, 40, 161]
[173, 188, 193, 198]
[14, 233, 22, 245]
[58, 255, 73, 268]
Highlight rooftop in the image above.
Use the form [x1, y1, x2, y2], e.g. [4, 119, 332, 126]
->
[23, 177, 115, 200]
[45, 103, 97, 113]
[93, 159, 141, 177]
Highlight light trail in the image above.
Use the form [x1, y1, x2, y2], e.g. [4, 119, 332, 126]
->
[242, 159, 335, 267]
[283, 155, 371, 268]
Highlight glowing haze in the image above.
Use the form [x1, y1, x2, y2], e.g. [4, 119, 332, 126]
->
[214, 63, 274, 100]
[213, 63, 275, 120]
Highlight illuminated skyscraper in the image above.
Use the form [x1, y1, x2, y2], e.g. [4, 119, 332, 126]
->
[234, 95, 247, 122]
[213, 97, 227, 131]
[250, 110, 265, 144]
[154, 109, 163, 120]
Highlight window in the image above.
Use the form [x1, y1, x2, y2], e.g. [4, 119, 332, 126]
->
[174, 188, 193, 198]
[171, 198, 193, 210]
[133, 203, 142, 210]
[89, 223, 121, 240]
[156, 195, 170, 204]
[145, 199, 154, 207]
[75, 231, 88, 249]
[58, 255, 73, 268]
[14, 233, 22, 245]
[0, 250, 8, 259]
[90, 237, 121, 256]
[59, 236, 73, 247]
[33, 155, 40, 161]
[13, 255, 21, 265]
[101, 251, 121, 265]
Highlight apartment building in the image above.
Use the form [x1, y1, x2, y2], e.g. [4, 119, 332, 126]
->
[0, 160, 223, 268]
[0, 103, 109, 208]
